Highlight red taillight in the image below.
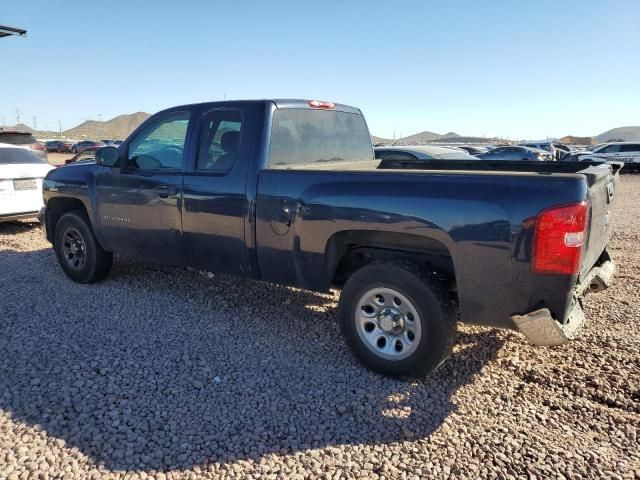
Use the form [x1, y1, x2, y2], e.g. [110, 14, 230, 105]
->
[532, 201, 589, 275]
[307, 100, 335, 109]
[31, 144, 45, 150]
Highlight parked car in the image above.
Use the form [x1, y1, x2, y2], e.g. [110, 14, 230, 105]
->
[41, 99, 619, 378]
[553, 143, 572, 160]
[0, 143, 54, 222]
[568, 142, 640, 170]
[45, 140, 74, 153]
[45, 141, 62, 152]
[454, 145, 489, 156]
[518, 141, 567, 160]
[479, 146, 553, 161]
[0, 131, 48, 160]
[64, 146, 102, 165]
[71, 140, 105, 154]
[375, 145, 478, 161]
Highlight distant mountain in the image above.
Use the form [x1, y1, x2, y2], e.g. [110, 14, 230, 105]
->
[431, 135, 502, 144]
[371, 130, 500, 145]
[558, 135, 594, 146]
[371, 135, 393, 144]
[595, 126, 640, 143]
[396, 130, 442, 144]
[63, 112, 151, 140]
[0, 123, 35, 133]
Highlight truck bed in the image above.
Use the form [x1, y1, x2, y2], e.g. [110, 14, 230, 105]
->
[378, 159, 623, 185]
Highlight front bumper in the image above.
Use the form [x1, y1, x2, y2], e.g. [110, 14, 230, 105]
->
[512, 257, 615, 346]
[38, 206, 49, 240]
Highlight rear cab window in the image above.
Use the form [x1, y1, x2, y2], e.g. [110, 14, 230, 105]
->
[197, 110, 242, 172]
[267, 107, 373, 169]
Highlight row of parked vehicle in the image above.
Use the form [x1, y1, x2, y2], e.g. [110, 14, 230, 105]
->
[0, 131, 126, 161]
[374, 141, 640, 169]
[45, 139, 124, 154]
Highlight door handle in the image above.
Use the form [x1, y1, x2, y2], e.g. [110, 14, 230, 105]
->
[155, 185, 177, 198]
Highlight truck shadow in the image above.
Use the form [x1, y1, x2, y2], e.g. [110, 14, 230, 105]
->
[0, 247, 506, 473]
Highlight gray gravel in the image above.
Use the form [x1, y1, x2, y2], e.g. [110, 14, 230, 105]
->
[1, 177, 639, 479]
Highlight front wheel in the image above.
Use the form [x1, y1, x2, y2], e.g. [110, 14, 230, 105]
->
[54, 211, 113, 283]
[338, 262, 456, 378]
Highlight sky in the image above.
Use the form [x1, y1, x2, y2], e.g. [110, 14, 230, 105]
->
[1, 0, 639, 140]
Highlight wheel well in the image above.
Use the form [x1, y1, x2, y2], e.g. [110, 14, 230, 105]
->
[327, 231, 456, 291]
[45, 197, 88, 242]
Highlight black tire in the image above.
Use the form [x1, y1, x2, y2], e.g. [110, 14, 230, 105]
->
[338, 261, 456, 378]
[53, 211, 113, 283]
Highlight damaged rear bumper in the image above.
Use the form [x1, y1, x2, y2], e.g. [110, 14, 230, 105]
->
[512, 257, 615, 346]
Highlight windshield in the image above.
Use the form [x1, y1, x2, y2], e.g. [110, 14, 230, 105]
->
[0, 148, 47, 165]
[268, 108, 373, 168]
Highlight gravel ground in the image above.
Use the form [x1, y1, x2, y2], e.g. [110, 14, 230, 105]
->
[46, 153, 73, 167]
[1, 177, 639, 480]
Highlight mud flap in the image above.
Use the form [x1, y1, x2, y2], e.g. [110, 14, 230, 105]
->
[512, 303, 585, 347]
[512, 258, 614, 346]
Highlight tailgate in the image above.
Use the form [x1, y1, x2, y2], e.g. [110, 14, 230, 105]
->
[579, 162, 620, 278]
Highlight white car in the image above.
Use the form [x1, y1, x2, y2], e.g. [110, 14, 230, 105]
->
[374, 145, 479, 161]
[572, 142, 640, 167]
[0, 143, 54, 222]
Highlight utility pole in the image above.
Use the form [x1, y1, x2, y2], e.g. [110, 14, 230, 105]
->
[98, 113, 103, 139]
[58, 120, 62, 138]
[15, 108, 20, 127]
[33, 116, 37, 135]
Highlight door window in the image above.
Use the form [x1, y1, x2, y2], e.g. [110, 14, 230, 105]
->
[599, 144, 622, 154]
[491, 148, 510, 158]
[196, 110, 242, 172]
[127, 111, 190, 170]
[620, 144, 640, 153]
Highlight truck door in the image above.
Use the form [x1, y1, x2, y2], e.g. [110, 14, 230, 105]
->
[95, 111, 191, 264]
[181, 107, 253, 276]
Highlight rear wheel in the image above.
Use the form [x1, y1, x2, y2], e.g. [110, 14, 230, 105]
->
[338, 262, 456, 378]
[54, 211, 112, 283]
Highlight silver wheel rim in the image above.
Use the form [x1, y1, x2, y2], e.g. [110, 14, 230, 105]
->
[355, 287, 422, 361]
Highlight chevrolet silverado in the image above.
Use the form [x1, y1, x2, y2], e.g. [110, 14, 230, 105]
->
[40, 99, 619, 377]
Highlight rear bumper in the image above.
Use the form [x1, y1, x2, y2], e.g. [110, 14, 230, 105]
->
[512, 257, 615, 346]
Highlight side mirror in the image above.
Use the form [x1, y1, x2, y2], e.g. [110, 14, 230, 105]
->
[95, 146, 119, 167]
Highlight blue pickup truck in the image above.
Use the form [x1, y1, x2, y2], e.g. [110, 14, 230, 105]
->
[40, 99, 619, 377]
